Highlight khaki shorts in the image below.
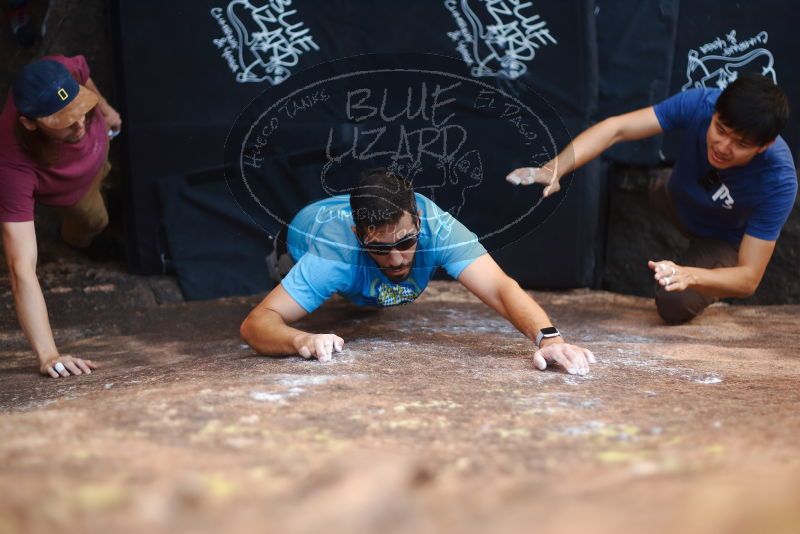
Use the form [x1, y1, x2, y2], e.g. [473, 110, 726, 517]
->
[54, 160, 112, 249]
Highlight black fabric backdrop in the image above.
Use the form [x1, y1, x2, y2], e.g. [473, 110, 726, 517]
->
[112, 0, 800, 300]
[595, 0, 680, 166]
[110, 0, 346, 277]
[113, 0, 603, 299]
[663, 0, 800, 163]
[110, 0, 800, 300]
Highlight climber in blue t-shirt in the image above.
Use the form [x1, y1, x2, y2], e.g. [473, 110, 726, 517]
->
[506, 75, 797, 324]
[240, 168, 596, 375]
[279, 191, 484, 311]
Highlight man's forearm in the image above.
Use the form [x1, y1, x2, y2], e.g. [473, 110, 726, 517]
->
[686, 266, 760, 298]
[10, 269, 59, 363]
[497, 279, 559, 343]
[548, 118, 621, 180]
[240, 309, 307, 356]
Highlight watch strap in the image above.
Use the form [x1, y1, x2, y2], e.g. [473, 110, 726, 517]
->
[535, 327, 561, 348]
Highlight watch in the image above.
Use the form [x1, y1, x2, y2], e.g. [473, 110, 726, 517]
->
[535, 326, 561, 348]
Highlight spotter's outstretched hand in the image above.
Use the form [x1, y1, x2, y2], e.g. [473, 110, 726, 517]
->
[505, 164, 560, 197]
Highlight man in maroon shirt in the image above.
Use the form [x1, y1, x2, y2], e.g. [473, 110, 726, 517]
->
[1, 56, 122, 378]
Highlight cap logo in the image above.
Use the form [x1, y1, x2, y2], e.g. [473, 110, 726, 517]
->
[57, 88, 69, 101]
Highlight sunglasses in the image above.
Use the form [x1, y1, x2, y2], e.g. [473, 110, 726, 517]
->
[358, 231, 420, 256]
[699, 169, 722, 191]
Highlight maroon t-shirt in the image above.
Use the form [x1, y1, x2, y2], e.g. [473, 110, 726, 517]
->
[0, 55, 108, 223]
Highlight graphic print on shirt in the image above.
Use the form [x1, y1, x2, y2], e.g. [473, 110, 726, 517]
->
[370, 277, 422, 307]
[711, 183, 735, 210]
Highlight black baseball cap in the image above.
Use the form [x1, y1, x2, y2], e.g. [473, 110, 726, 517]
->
[11, 59, 98, 129]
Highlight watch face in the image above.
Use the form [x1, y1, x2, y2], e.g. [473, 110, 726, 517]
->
[540, 327, 559, 337]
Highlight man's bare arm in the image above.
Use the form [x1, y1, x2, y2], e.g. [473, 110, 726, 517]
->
[2, 221, 96, 377]
[240, 284, 344, 361]
[457, 254, 595, 374]
[507, 107, 664, 195]
[456, 255, 555, 339]
[649, 234, 775, 298]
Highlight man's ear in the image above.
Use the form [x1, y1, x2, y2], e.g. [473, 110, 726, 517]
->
[351, 225, 357, 235]
[18, 116, 37, 131]
[757, 140, 776, 154]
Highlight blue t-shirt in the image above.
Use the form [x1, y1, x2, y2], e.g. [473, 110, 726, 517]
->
[653, 88, 797, 245]
[281, 193, 487, 313]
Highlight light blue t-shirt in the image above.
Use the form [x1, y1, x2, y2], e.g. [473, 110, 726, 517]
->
[281, 193, 486, 312]
[654, 88, 797, 245]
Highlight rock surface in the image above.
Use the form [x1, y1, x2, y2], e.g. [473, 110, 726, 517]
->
[1, 275, 799, 534]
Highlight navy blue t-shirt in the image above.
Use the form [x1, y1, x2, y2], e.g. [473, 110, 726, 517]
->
[653, 88, 797, 245]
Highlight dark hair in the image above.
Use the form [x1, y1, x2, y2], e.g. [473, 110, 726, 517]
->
[715, 75, 790, 146]
[349, 168, 417, 232]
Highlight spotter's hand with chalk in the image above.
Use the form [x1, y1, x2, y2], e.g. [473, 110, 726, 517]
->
[505, 162, 561, 197]
[648, 260, 692, 292]
[293, 333, 344, 363]
[40, 355, 97, 378]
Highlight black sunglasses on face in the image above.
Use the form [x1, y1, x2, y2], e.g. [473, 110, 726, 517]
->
[359, 231, 420, 256]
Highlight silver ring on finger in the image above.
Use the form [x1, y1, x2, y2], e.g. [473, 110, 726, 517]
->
[54, 362, 66, 373]
[670, 266, 677, 276]
[664, 276, 671, 286]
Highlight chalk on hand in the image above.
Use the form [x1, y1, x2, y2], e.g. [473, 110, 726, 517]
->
[506, 172, 522, 185]
[533, 351, 547, 370]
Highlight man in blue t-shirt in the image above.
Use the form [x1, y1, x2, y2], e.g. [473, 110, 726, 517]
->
[241, 168, 595, 375]
[506, 75, 796, 324]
